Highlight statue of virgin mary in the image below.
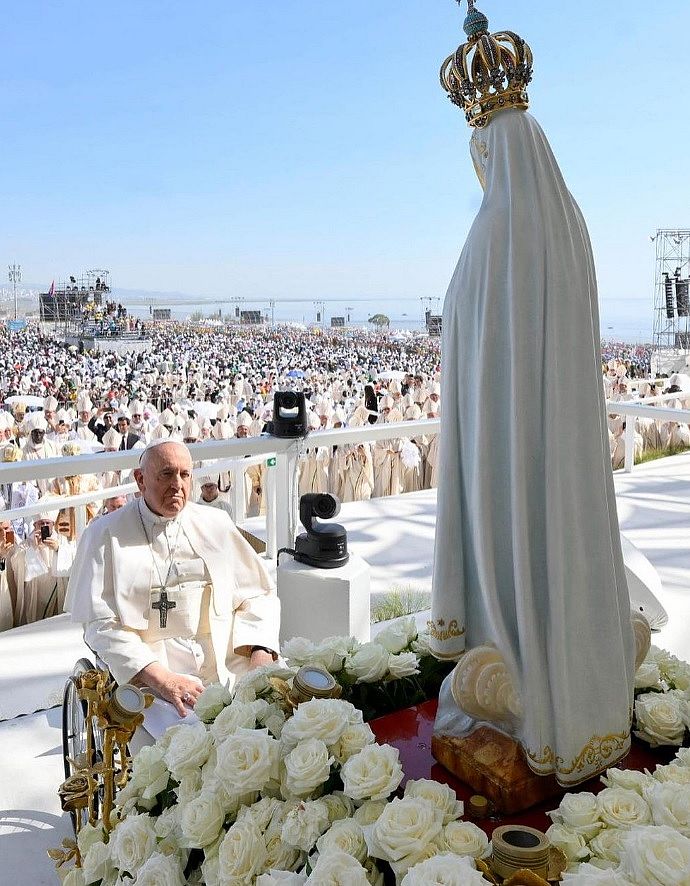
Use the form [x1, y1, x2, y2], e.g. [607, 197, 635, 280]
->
[430, 2, 642, 785]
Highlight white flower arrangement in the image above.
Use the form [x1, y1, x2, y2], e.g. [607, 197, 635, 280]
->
[633, 645, 690, 747]
[548, 742, 690, 883]
[67, 656, 489, 886]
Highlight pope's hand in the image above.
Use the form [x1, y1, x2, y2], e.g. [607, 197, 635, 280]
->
[133, 662, 203, 717]
[249, 649, 274, 669]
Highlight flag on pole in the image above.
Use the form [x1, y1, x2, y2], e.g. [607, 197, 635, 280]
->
[48, 280, 55, 297]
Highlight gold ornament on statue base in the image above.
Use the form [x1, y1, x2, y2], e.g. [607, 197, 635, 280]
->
[440, 0, 533, 128]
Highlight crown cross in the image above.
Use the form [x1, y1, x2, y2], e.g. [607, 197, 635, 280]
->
[441, 1, 533, 128]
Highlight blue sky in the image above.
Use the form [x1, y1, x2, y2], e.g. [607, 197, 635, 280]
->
[2, 1, 689, 339]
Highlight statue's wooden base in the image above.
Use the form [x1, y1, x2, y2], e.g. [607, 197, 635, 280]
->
[431, 727, 563, 815]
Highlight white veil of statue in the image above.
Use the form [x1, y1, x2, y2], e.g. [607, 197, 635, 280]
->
[430, 106, 637, 785]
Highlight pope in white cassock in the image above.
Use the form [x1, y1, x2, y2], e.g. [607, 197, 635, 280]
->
[430, 2, 641, 787]
[66, 440, 280, 730]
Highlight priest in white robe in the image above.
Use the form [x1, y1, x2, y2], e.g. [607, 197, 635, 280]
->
[65, 440, 280, 723]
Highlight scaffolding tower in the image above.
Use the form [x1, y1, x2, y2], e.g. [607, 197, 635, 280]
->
[652, 230, 690, 360]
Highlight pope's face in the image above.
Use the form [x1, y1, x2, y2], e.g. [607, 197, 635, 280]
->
[134, 443, 192, 517]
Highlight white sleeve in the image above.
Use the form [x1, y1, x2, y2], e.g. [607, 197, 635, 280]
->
[84, 618, 157, 686]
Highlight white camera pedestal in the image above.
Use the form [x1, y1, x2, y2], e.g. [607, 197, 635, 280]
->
[277, 553, 371, 645]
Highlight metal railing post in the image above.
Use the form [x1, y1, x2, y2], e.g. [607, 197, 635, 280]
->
[232, 461, 246, 523]
[275, 443, 299, 552]
[624, 419, 636, 473]
[265, 457, 277, 560]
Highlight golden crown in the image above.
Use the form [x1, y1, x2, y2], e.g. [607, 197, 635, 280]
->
[440, 1, 533, 128]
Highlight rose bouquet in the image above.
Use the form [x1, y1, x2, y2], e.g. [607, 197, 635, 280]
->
[632, 646, 690, 747]
[63, 662, 490, 885]
[547, 746, 690, 884]
[281, 619, 454, 722]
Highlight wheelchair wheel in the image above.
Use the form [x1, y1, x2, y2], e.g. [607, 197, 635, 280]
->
[62, 658, 101, 832]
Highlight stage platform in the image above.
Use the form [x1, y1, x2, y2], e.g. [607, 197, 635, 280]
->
[1, 452, 689, 884]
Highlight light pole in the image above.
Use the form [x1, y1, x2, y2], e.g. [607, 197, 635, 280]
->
[9, 264, 21, 320]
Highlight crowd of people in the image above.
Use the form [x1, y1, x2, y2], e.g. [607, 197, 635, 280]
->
[0, 321, 687, 633]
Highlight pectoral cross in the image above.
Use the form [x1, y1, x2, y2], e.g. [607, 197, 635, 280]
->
[152, 591, 176, 628]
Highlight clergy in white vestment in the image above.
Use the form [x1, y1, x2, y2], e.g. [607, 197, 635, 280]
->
[65, 440, 280, 726]
[8, 496, 72, 625]
[431, 4, 637, 787]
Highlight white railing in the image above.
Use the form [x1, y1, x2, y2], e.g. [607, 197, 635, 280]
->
[0, 420, 441, 560]
[3, 395, 690, 551]
[606, 392, 690, 472]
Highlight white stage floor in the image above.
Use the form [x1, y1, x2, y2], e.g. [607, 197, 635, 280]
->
[1, 453, 689, 884]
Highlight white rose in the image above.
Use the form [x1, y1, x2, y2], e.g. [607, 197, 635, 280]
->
[353, 799, 389, 826]
[76, 821, 106, 857]
[374, 617, 418, 654]
[549, 791, 601, 839]
[561, 863, 634, 885]
[653, 762, 690, 785]
[264, 831, 304, 872]
[257, 873, 308, 885]
[81, 840, 114, 885]
[282, 637, 317, 666]
[109, 812, 157, 876]
[600, 767, 651, 795]
[404, 778, 464, 825]
[644, 780, 690, 836]
[310, 635, 351, 672]
[216, 727, 281, 795]
[200, 837, 222, 886]
[316, 819, 368, 864]
[211, 699, 270, 743]
[179, 791, 225, 848]
[597, 787, 652, 830]
[320, 792, 355, 824]
[674, 747, 690, 767]
[175, 770, 203, 805]
[441, 820, 489, 858]
[331, 723, 376, 765]
[410, 630, 432, 656]
[135, 852, 186, 886]
[634, 660, 662, 690]
[307, 849, 370, 884]
[163, 722, 213, 779]
[401, 853, 486, 886]
[345, 643, 390, 683]
[281, 699, 358, 752]
[237, 796, 284, 833]
[61, 869, 86, 886]
[388, 652, 420, 680]
[233, 663, 297, 704]
[589, 827, 627, 866]
[218, 819, 268, 884]
[154, 805, 182, 854]
[281, 799, 331, 852]
[620, 824, 690, 886]
[341, 744, 404, 802]
[659, 653, 690, 691]
[194, 682, 232, 723]
[132, 745, 171, 802]
[283, 738, 334, 799]
[544, 823, 589, 863]
[363, 796, 444, 863]
[634, 691, 687, 747]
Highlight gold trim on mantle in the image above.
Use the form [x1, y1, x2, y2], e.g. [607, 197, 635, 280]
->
[526, 728, 630, 785]
[427, 617, 465, 643]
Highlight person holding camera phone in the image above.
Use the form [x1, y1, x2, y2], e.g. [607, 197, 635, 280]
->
[4, 496, 73, 626]
[0, 517, 17, 631]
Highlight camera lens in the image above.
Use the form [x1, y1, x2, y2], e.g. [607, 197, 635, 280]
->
[281, 393, 297, 409]
[314, 494, 337, 519]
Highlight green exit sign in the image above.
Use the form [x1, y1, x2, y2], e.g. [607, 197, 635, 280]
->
[266, 457, 277, 467]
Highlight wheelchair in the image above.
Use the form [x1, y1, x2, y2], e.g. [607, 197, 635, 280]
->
[60, 657, 152, 835]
